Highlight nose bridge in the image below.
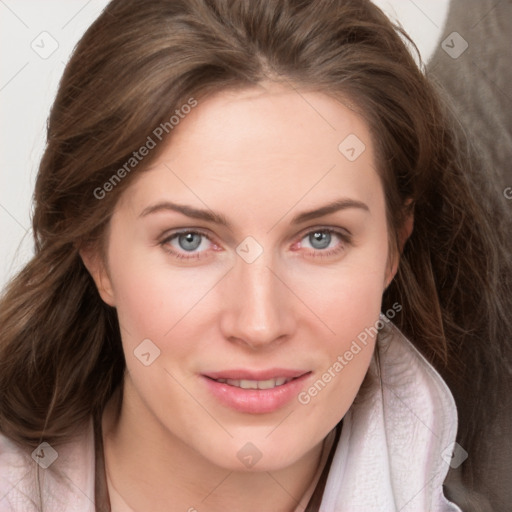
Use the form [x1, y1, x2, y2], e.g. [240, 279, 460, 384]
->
[222, 239, 292, 347]
[241, 253, 277, 311]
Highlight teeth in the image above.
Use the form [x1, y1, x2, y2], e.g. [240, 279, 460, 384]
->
[219, 377, 292, 389]
[257, 378, 279, 389]
[239, 379, 258, 389]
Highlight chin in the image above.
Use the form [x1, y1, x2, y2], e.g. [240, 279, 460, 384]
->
[196, 432, 316, 473]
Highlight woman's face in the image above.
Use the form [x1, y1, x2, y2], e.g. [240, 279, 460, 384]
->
[87, 83, 397, 472]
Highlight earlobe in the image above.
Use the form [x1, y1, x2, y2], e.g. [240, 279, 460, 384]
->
[399, 207, 414, 253]
[384, 262, 398, 290]
[384, 206, 414, 289]
[79, 247, 116, 307]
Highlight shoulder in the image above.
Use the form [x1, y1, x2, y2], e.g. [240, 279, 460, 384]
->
[0, 431, 38, 511]
[0, 420, 96, 512]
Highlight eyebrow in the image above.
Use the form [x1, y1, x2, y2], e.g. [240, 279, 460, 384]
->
[139, 198, 369, 228]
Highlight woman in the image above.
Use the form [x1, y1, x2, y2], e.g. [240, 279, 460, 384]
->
[1, 0, 511, 510]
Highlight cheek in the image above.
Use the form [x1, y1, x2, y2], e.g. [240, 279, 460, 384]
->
[110, 266, 168, 340]
[309, 271, 381, 377]
[105, 230, 177, 350]
[295, 277, 381, 429]
[291, 235, 387, 415]
[106, 239, 225, 376]
[293, 230, 389, 339]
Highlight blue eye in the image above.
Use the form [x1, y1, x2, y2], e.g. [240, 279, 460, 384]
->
[160, 230, 213, 260]
[299, 228, 350, 258]
[160, 227, 351, 261]
[175, 232, 203, 251]
[305, 230, 333, 250]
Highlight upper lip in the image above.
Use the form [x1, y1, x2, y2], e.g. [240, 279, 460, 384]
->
[203, 368, 310, 381]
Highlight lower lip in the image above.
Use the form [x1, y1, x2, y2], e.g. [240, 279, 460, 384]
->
[202, 373, 311, 414]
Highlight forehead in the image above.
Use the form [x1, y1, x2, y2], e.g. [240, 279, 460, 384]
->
[169, 83, 373, 167]
[116, 83, 383, 221]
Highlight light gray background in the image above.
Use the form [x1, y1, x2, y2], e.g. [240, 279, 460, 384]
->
[0, 0, 451, 291]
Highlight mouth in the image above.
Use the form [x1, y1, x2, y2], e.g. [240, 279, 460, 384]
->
[202, 369, 312, 414]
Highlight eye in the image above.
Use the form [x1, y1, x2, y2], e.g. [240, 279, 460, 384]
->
[160, 230, 215, 260]
[296, 228, 351, 258]
[160, 226, 351, 261]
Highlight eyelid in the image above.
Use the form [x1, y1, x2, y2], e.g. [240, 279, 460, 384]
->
[161, 227, 211, 238]
[296, 224, 352, 241]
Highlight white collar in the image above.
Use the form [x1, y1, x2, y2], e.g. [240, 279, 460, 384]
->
[320, 316, 462, 511]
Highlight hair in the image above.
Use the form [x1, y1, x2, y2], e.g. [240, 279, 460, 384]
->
[1, 0, 511, 510]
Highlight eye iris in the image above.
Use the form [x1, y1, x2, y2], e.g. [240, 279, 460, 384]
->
[309, 231, 331, 250]
[178, 232, 202, 251]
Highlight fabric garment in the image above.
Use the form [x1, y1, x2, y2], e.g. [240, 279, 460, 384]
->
[320, 318, 462, 511]
[0, 318, 462, 511]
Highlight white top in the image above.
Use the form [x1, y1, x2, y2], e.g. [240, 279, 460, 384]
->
[0, 318, 462, 511]
[320, 317, 462, 511]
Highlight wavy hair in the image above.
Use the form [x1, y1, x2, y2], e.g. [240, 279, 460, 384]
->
[1, 0, 511, 510]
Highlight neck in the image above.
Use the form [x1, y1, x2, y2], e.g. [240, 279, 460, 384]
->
[101, 378, 330, 512]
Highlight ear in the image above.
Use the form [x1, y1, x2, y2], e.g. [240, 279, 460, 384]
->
[79, 246, 116, 307]
[384, 202, 414, 288]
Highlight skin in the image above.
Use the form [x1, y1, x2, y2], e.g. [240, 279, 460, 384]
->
[82, 82, 412, 512]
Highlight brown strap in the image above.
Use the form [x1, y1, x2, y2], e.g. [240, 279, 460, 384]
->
[93, 408, 111, 512]
[304, 420, 343, 512]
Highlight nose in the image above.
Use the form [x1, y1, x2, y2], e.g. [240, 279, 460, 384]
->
[219, 246, 295, 351]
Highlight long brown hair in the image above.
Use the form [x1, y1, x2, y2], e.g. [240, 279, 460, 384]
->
[1, 0, 511, 510]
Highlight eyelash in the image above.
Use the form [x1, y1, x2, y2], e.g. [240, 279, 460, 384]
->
[159, 227, 352, 261]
